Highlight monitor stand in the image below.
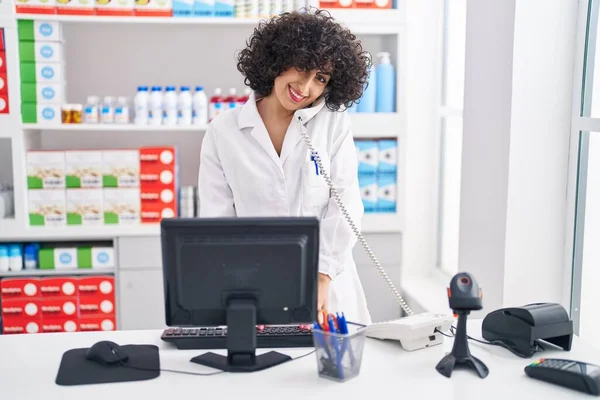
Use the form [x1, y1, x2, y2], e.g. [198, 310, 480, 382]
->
[190, 298, 292, 373]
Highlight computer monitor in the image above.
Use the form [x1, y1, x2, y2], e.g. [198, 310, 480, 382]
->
[160, 217, 319, 372]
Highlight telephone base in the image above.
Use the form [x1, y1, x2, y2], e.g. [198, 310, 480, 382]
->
[365, 312, 454, 351]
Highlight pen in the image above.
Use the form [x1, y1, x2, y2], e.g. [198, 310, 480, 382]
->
[313, 322, 332, 360]
[337, 313, 356, 366]
[311, 152, 319, 175]
[328, 315, 344, 379]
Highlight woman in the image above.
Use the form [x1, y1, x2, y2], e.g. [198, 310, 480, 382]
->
[198, 8, 372, 325]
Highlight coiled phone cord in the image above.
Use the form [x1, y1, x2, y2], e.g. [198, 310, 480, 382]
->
[298, 117, 414, 316]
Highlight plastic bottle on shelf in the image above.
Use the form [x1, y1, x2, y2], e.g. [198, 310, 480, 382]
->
[8, 244, 23, 272]
[0, 245, 9, 272]
[83, 96, 100, 123]
[209, 88, 224, 122]
[149, 86, 163, 126]
[134, 86, 150, 125]
[101, 96, 115, 123]
[193, 86, 208, 126]
[357, 53, 376, 113]
[163, 86, 178, 126]
[375, 52, 395, 113]
[178, 86, 193, 126]
[237, 87, 251, 107]
[23, 244, 38, 270]
[224, 88, 237, 109]
[115, 97, 130, 124]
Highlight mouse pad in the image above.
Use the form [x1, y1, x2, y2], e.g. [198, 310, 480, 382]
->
[55, 344, 160, 386]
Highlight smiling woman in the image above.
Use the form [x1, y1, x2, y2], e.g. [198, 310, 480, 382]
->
[197, 8, 373, 325]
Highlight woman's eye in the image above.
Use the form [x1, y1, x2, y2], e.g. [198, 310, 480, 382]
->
[317, 76, 327, 84]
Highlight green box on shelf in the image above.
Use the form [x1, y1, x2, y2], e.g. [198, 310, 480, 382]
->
[19, 62, 37, 83]
[38, 246, 114, 269]
[18, 41, 36, 63]
[21, 102, 37, 124]
[21, 83, 37, 103]
[17, 20, 63, 42]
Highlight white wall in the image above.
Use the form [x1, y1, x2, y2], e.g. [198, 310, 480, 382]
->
[458, 0, 578, 316]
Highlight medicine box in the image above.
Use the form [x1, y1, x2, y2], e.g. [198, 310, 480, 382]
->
[173, 0, 194, 16]
[193, 0, 214, 16]
[14, 0, 56, 15]
[141, 203, 177, 223]
[354, 0, 391, 8]
[39, 247, 77, 269]
[21, 103, 62, 124]
[66, 189, 104, 226]
[103, 188, 141, 225]
[39, 277, 78, 297]
[40, 298, 78, 319]
[96, 0, 135, 16]
[27, 150, 66, 189]
[21, 82, 65, 104]
[77, 276, 115, 298]
[20, 62, 64, 84]
[17, 20, 63, 42]
[378, 139, 397, 174]
[102, 149, 140, 188]
[56, 0, 96, 15]
[28, 189, 67, 227]
[134, 0, 173, 17]
[1, 298, 40, 320]
[41, 318, 79, 333]
[2, 319, 41, 334]
[355, 140, 379, 175]
[65, 150, 103, 188]
[79, 296, 115, 316]
[358, 174, 377, 213]
[79, 315, 116, 332]
[1, 278, 40, 299]
[0, 72, 7, 94]
[377, 173, 397, 212]
[319, 0, 353, 8]
[91, 247, 115, 268]
[214, 0, 233, 16]
[0, 52, 6, 73]
[139, 146, 176, 167]
[18, 41, 64, 64]
[0, 94, 8, 114]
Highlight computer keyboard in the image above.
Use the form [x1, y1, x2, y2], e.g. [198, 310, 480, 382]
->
[161, 324, 315, 349]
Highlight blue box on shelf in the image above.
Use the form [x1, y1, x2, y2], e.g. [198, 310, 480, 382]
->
[377, 173, 397, 213]
[358, 174, 377, 213]
[378, 139, 397, 175]
[355, 140, 379, 175]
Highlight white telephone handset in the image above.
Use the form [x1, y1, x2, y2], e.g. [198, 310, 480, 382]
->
[299, 119, 454, 351]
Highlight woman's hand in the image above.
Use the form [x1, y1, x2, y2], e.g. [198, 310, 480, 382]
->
[317, 273, 331, 311]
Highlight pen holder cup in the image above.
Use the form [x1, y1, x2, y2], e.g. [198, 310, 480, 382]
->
[313, 325, 367, 382]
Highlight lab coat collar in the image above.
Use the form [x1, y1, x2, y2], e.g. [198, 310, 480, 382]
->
[237, 91, 326, 168]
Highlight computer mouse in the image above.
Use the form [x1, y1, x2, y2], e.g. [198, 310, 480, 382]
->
[85, 341, 129, 365]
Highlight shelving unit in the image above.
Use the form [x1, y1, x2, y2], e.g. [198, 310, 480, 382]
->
[0, 2, 407, 330]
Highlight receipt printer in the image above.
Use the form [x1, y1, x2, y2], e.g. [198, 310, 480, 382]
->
[481, 303, 573, 358]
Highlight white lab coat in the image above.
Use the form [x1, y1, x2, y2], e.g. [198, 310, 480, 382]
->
[197, 92, 372, 325]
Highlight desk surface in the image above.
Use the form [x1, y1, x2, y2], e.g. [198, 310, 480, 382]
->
[1, 319, 598, 399]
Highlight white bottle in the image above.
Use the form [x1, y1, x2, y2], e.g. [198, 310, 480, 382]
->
[8, 244, 23, 272]
[178, 86, 193, 126]
[101, 96, 115, 124]
[0, 245, 9, 272]
[114, 96, 130, 124]
[149, 86, 163, 126]
[83, 96, 100, 124]
[193, 86, 208, 126]
[163, 86, 178, 126]
[134, 86, 149, 125]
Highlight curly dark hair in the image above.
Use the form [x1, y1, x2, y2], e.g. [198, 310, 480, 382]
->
[236, 8, 372, 111]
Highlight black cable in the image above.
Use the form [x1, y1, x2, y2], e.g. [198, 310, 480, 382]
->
[119, 349, 317, 376]
[435, 328, 454, 338]
[448, 325, 545, 359]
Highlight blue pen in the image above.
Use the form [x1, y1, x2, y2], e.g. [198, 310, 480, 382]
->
[337, 313, 356, 366]
[328, 315, 344, 379]
[313, 322, 332, 360]
[311, 153, 319, 175]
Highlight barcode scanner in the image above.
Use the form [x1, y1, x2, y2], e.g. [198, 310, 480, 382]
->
[436, 272, 489, 379]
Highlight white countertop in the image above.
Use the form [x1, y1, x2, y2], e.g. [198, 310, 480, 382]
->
[1, 320, 598, 399]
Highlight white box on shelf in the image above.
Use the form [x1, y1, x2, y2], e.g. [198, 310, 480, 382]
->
[377, 173, 397, 213]
[17, 19, 64, 42]
[103, 188, 140, 225]
[27, 150, 66, 189]
[92, 247, 115, 268]
[22, 103, 62, 125]
[102, 150, 140, 188]
[28, 189, 67, 227]
[54, 247, 78, 269]
[378, 139, 397, 175]
[66, 189, 104, 226]
[359, 174, 378, 213]
[21, 82, 66, 104]
[33, 42, 64, 64]
[355, 139, 379, 175]
[65, 150, 103, 188]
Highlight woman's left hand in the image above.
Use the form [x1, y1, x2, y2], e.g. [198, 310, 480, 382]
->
[317, 273, 331, 311]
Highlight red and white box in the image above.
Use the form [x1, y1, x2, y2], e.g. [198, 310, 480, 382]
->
[2, 318, 41, 334]
[79, 315, 116, 332]
[0, 52, 6, 73]
[139, 146, 176, 170]
[141, 203, 177, 223]
[319, 0, 353, 8]
[0, 93, 8, 114]
[39, 277, 78, 298]
[0, 29, 5, 51]
[56, 0, 95, 15]
[77, 276, 114, 298]
[1, 278, 39, 300]
[140, 146, 177, 223]
[41, 317, 78, 333]
[79, 295, 115, 316]
[354, 0, 392, 8]
[14, 0, 56, 14]
[40, 297, 78, 319]
[1, 298, 40, 319]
